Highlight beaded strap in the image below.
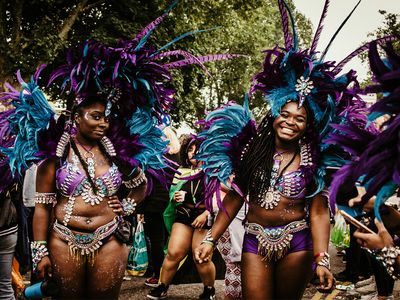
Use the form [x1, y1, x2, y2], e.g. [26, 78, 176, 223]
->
[31, 241, 49, 273]
[121, 197, 136, 216]
[123, 169, 147, 189]
[375, 246, 400, 279]
[34, 192, 57, 205]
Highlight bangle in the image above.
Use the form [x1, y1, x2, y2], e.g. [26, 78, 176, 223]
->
[316, 252, 331, 270]
[123, 170, 147, 189]
[31, 241, 49, 273]
[121, 198, 136, 216]
[314, 251, 329, 260]
[34, 192, 56, 205]
[35, 240, 47, 245]
[200, 229, 217, 248]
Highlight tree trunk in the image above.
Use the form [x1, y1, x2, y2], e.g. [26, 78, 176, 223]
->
[58, 0, 89, 41]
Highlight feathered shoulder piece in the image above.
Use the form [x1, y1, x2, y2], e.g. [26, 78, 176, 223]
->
[195, 96, 257, 212]
[0, 65, 56, 179]
[327, 41, 400, 220]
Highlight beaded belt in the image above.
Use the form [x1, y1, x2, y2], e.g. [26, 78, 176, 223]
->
[53, 216, 122, 263]
[245, 219, 308, 262]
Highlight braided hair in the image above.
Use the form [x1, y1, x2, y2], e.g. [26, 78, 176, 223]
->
[237, 102, 317, 202]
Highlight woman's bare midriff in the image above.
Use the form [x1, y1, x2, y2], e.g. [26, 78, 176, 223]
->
[53, 195, 117, 231]
[246, 195, 307, 227]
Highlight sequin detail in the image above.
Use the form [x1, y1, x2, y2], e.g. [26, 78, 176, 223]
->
[53, 217, 121, 264]
[245, 219, 308, 262]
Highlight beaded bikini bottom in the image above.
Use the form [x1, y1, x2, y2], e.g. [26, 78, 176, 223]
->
[53, 216, 122, 263]
[244, 219, 308, 262]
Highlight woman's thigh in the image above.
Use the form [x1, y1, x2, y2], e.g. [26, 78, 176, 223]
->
[49, 232, 86, 299]
[275, 250, 313, 300]
[166, 222, 193, 260]
[241, 252, 274, 300]
[86, 236, 129, 299]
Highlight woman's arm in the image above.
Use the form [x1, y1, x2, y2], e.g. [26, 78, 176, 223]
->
[116, 168, 148, 216]
[194, 189, 244, 263]
[354, 219, 400, 279]
[32, 159, 57, 279]
[310, 192, 334, 291]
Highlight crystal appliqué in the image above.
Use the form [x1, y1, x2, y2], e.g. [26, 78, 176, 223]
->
[295, 76, 314, 107]
[261, 190, 281, 210]
[81, 181, 105, 206]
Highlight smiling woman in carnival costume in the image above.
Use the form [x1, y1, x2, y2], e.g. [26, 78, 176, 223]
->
[193, 1, 397, 299]
[0, 1, 239, 298]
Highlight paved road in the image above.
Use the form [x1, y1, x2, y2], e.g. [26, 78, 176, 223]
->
[119, 243, 400, 300]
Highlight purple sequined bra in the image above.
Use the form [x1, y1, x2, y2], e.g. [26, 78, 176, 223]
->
[56, 159, 122, 198]
[275, 169, 306, 200]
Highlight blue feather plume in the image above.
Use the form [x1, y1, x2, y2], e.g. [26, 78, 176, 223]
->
[196, 96, 257, 211]
[0, 69, 55, 176]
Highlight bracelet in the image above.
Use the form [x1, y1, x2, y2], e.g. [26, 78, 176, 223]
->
[200, 229, 217, 248]
[375, 246, 400, 279]
[314, 251, 329, 260]
[123, 170, 147, 189]
[34, 192, 57, 205]
[121, 197, 136, 216]
[316, 252, 330, 270]
[31, 241, 49, 273]
[35, 240, 47, 245]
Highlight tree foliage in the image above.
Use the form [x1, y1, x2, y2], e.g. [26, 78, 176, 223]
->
[360, 10, 400, 87]
[0, 0, 312, 126]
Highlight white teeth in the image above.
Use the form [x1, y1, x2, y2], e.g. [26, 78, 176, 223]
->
[281, 127, 294, 134]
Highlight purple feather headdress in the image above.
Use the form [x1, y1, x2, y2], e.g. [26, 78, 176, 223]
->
[327, 41, 400, 220]
[250, 0, 362, 133]
[48, 0, 241, 123]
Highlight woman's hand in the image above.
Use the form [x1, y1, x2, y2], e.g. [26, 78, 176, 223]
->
[36, 256, 52, 280]
[108, 195, 124, 215]
[194, 242, 214, 264]
[174, 191, 186, 203]
[353, 218, 394, 250]
[191, 211, 208, 229]
[315, 266, 335, 293]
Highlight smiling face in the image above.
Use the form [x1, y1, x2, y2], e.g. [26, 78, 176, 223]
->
[75, 101, 110, 142]
[273, 101, 308, 145]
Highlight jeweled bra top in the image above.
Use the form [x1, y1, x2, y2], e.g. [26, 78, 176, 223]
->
[56, 154, 122, 198]
[275, 169, 306, 200]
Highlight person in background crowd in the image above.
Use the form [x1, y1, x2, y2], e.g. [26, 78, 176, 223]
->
[148, 135, 216, 300]
[0, 182, 18, 300]
[141, 126, 181, 287]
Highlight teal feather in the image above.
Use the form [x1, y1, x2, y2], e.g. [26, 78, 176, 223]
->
[0, 71, 55, 176]
[374, 181, 397, 221]
[155, 27, 221, 54]
[197, 96, 256, 186]
[126, 107, 168, 171]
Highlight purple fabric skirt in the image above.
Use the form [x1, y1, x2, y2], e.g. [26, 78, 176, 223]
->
[243, 224, 312, 256]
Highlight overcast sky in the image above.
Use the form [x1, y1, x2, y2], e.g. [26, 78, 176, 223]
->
[292, 0, 400, 81]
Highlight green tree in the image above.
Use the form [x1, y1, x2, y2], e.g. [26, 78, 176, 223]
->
[0, 0, 312, 126]
[360, 10, 400, 87]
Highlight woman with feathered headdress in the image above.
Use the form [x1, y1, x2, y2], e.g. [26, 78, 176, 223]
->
[193, 1, 397, 299]
[0, 1, 240, 298]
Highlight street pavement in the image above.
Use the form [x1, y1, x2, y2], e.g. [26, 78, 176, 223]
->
[119, 243, 400, 300]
